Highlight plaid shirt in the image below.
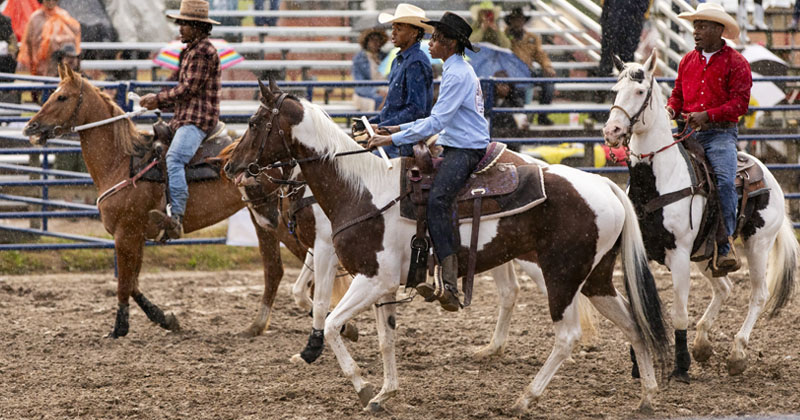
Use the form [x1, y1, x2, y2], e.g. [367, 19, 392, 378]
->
[156, 37, 221, 133]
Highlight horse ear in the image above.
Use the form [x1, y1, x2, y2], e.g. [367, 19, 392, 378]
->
[613, 55, 625, 72]
[258, 79, 270, 100]
[63, 62, 76, 81]
[644, 48, 658, 73]
[268, 75, 281, 93]
[57, 62, 67, 80]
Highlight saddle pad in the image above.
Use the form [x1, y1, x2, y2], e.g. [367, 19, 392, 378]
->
[400, 164, 546, 222]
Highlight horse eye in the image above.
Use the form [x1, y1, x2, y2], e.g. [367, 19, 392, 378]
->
[56, 95, 68, 102]
[636, 89, 645, 95]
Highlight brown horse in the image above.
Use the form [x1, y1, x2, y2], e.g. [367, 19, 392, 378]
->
[223, 79, 672, 414]
[22, 63, 304, 338]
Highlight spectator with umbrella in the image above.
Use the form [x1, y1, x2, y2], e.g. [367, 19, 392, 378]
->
[469, 1, 510, 48]
[504, 7, 555, 126]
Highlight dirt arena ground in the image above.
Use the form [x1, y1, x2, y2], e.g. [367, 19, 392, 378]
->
[1, 263, 799, 419]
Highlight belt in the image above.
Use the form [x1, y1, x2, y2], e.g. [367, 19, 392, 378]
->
[702, 121, 736, 130]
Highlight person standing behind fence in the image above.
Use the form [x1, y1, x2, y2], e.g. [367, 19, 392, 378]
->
[0, 2, 18, 74]
[352, 26, 388, 112]
[18, 0, 80, 77]
[139, 0, 221, 240]
[365, 3, 433, 158]
[504, 7, 555, 126]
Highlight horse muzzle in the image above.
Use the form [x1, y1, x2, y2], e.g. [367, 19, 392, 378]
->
[23, 121, 55, 146]
[602, 122, 628, 148]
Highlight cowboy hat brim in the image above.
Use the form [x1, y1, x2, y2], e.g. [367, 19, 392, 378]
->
[378, 13, 434, 33]
[167, 13, 221, 25]
[678, 8, 739, 39]
[469, 3, 502, 22]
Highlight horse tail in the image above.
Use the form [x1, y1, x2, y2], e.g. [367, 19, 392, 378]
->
[607, 179, 672, 368]
[765, 216, 799, 318]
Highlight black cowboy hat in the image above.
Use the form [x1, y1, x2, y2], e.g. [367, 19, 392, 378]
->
[424, 12, 480, 52]
[503, 7, 531, 25]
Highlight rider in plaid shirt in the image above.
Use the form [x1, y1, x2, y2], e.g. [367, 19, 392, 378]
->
[140, 0, 221, 239]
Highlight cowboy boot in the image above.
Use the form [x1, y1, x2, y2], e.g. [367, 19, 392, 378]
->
[437, 254, 461, 312]
[415, 254, 461, 311]
[148, 209, 184, 240]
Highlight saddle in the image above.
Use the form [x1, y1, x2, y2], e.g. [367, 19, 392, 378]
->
[401, 141, 547, 307]
[642, 137, 769, 274]
[130, 119, 232, 183]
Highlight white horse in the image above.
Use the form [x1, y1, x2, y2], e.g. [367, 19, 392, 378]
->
[603, 50, 798, 381]
[224, 79, 671, 414]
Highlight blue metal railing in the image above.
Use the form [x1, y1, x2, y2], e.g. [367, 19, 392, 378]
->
[3, 74, 800, 252]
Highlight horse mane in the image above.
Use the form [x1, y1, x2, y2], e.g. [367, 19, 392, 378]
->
[82, 78, 146, 155]
[292, 98, 393, 194]
[218, 139, 238, 165]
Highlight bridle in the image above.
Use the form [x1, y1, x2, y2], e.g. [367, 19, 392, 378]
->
[243, 92, 372, 179]
[608, 72, 655, 150]
[52, 78, 85, 137]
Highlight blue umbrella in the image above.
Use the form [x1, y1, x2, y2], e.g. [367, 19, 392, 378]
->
[465, 42, 532, 79]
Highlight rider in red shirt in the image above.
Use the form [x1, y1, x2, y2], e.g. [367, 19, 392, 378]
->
[666, 3, 751, 274]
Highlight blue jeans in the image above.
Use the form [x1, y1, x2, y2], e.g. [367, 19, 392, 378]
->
[428, 146, 485, 261]
[695, 127, 738, 255]
[166, 124, 206, 217]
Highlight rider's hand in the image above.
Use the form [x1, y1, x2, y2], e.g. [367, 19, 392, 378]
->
[685, 111, 709, 131]
[139, 94, 158, 110]
[665, 106, 676, 120]
[368, 134, 393, 149]
[376, 125, 399, 135]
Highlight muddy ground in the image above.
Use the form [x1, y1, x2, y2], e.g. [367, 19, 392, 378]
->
[1, 263, 799, 420]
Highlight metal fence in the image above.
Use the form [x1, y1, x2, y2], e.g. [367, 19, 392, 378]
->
[2, 74, 800, 253]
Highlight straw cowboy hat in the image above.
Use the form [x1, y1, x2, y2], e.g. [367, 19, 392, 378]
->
[678, 2, 739, 40]
[167, 0, 221, 25]
[378, 3, 434, 33]
[469, 1, 502, 23]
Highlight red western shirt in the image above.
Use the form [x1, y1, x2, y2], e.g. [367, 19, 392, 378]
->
[156, 37, 221, 133]
[667, 44, 752, 123]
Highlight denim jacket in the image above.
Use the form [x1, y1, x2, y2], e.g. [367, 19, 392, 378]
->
[352, 50, 386, 106]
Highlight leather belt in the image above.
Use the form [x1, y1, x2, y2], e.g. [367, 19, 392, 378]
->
[702, 121, 735, 130]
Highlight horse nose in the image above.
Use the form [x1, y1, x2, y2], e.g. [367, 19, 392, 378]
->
[24, 120, 39, 134]
[603, 123, 625, 141]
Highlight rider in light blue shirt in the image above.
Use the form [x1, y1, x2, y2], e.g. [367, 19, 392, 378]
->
[391, 53, 490, 149]
[368, 12, 488, 312]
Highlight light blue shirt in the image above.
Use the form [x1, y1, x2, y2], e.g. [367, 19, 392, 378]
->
[391, 54, 490, 150]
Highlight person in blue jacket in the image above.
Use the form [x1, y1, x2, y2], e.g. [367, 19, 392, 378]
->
[352, 27, 389, 112]
[368, 12, 488, 312]
[366, 3, 434, 158]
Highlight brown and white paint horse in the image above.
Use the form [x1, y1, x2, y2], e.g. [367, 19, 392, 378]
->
[22, 63, 305, 338]
[223, 79, 671, 413]
[224, 147, 600, 364]
[604, 50, 798, 380]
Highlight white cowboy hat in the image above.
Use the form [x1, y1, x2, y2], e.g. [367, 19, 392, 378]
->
[167, 0, 221, 25]
[378, 3, 434, 33]
[678, 2, 739, 40]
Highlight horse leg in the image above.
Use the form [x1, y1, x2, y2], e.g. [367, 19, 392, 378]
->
[692, 263, 732, 363]
[298, 239, 338, 364]
[588, 293, 658, 413]
[665, 250, 692, 383]
[474, 262, 519, 359]
[366, 293, 399, 412]
[511, 295, 582, 414]
[324, 273, 397, 409]
[728, 239, 770, 375]
[291, 251, 315, 312]
[240, 222, 284, 337]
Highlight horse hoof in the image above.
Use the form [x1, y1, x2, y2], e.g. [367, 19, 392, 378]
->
[238, 323, 264, 338]
[669, 368, 690, 384]
[105, 330, 121, 339]
[636, 400, 654, 415]
[289, 354, 305, 364]
[692, 343, 714, 363]
[163, 313, 181, 332]
[357, 383, 376, 407]
[727, 357, 747, 376]
[366, 401, 385, 413]
[341, 323, 359, 342]
[473, 346, 502, 360]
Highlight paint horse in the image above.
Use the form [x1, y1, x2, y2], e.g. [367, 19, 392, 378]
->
[603, 50, 798, 381]
[224, 146, 599, 364]
[22, 63, 305, 338]
[223, 79, 671, 413]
